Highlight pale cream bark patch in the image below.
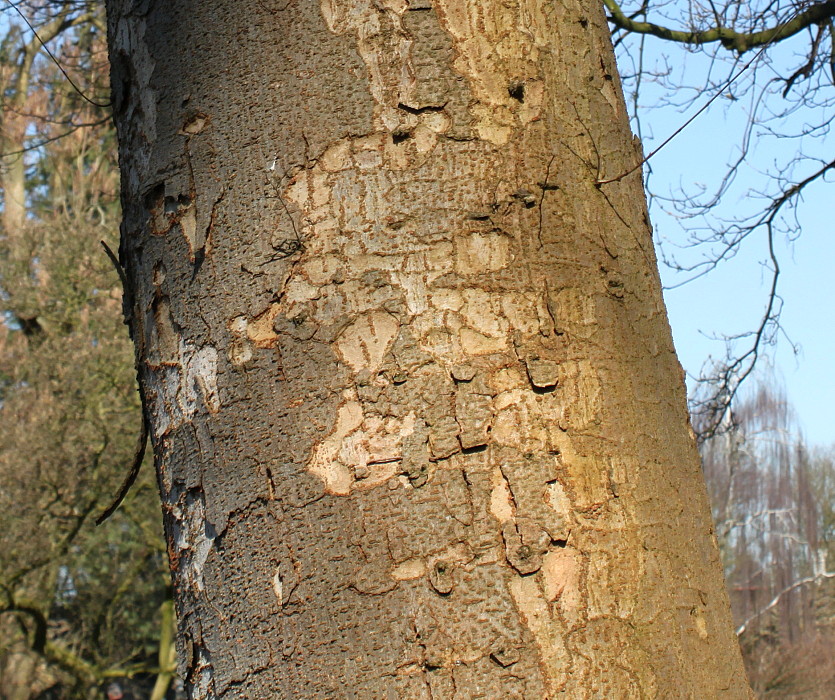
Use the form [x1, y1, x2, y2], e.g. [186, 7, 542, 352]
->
[691, 607, 710, 640]
[246, 303, 282, 348]
[181, 113, 208, 135]
[184, 344, 220, 415]
[390, 558, 427, 581]
[541, 547, 582, 610]
[391, 543, 474, 587]
[171, 495, 214, 593]
[307, 387, 418, 494]
[458, 327, 508, 355]
[508, 574, 570, 693]
[545, 479, 572, 522]
[180, 205, 198, 259]
[432, 0, 547, 143]
[225, 307, 282, 366]
[489, 467, 515, 522]
[146, 296, 220, 438]
[272, 568, 283, 606]
[307, 394, 363, 495]
[226, 315, 254, 367]
[335, 311, 400, 373]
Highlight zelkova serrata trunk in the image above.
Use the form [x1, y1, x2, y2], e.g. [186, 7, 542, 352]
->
[106, 0, 752, 696]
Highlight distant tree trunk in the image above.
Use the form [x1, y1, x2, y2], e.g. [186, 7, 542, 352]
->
[1, 143, 26, 240]
[106, 0, 753, 696]
[0, 11, 75, 242]
[1, 53, 32, 241]
[1, 650, 38, 700]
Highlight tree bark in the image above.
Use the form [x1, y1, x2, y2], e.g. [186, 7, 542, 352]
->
[106, 0, 753, 697]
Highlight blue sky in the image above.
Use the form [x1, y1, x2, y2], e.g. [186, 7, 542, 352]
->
[616, 33, 835, 447]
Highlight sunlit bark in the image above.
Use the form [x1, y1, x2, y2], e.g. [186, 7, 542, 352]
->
[106, 0, 753, 696]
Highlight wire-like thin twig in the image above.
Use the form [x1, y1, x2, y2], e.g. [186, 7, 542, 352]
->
[96, 410, 148, 525]
[1, 116, 109, 158]
[598, 25, 785, 186]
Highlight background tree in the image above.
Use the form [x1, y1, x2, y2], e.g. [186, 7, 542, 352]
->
[697, 379, 835, 697]
[0, 3, 170, 697]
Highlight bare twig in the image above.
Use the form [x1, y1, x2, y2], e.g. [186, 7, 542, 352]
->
[96, 241, 149, 525]
[736, 570, 835, 636]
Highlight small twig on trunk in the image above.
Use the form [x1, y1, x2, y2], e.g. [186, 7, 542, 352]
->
[96, 240, 150, 525]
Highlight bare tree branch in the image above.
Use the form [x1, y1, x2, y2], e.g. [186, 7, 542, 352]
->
[605, 0, 835, 53]
[736, 569, 835, 636]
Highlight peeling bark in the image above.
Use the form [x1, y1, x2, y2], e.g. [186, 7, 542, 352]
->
[106, 0, 753, 697]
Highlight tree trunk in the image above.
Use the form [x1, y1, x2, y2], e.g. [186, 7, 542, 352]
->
[0, 647, 39, 700]
[1, 106, 27, 242]
[106, 0, 752, 697]
[1, 145, 26, 240]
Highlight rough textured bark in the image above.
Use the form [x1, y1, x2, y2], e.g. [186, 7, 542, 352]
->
[106, 0, 753, 697]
